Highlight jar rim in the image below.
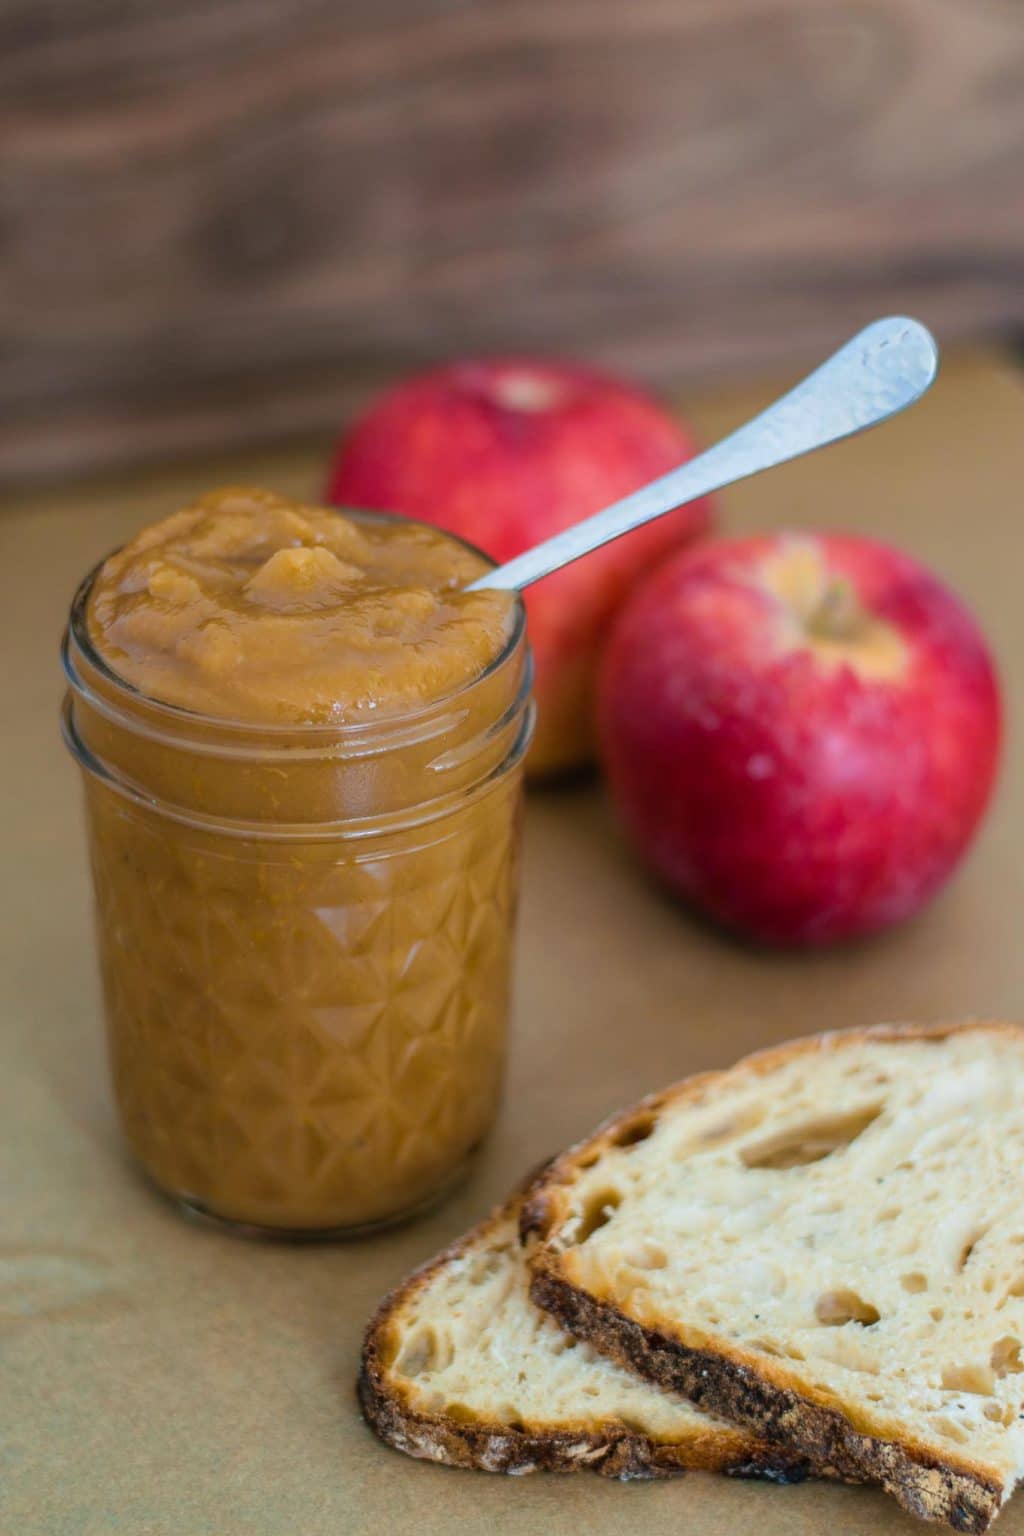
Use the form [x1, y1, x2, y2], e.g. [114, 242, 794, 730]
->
[63, 507, 528, 746]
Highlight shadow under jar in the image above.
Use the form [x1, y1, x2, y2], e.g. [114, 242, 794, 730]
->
[61, 494, 532, 1237]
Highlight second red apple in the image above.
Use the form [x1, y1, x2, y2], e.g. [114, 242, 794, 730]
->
[598, 533, 1001, 946]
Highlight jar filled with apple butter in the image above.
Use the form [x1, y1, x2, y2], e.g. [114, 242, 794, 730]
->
[62, 488, 532, 1236]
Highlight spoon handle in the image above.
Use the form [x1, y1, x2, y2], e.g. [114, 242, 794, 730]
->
[469, 316, 939, 593]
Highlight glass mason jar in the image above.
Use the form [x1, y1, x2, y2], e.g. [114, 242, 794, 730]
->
[61, 537, 532, 1237]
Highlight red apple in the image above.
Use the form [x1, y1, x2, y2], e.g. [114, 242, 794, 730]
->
[326, 359, 712, 777]
[598, 532, 1001, 945]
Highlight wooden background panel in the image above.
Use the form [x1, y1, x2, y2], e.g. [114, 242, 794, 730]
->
[2, 0, 1024, 488]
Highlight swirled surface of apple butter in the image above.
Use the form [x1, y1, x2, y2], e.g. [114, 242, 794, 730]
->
[86, 486, 513, 723]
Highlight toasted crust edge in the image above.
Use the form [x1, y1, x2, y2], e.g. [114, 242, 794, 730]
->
[523, 1020, 1016, 1528]
[357, 1195, 812, 1482]
[528, 1263, 1000, 1527]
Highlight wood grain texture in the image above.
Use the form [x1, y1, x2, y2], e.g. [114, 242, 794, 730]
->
[3, 0, 1024, 486]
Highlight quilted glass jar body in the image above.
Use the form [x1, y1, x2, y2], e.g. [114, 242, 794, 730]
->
[62, 558, 532, 1235]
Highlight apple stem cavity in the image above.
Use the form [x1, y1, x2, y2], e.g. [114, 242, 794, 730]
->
[488, 371, 567, 414]
[758, 539, 906, 681]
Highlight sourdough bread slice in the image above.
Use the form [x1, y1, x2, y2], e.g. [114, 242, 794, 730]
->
[358, 1193, 809, 1479]
[524, 1022, 1024, 1530]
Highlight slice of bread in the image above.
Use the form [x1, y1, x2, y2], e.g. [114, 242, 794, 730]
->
[358, 1193, 810, 1480]
[524, 1022, 1024, 1531]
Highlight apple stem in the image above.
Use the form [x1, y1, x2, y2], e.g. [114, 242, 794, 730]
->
[807, 579, 863, 644]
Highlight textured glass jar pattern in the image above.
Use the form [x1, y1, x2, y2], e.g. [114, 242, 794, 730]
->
[63, 534, 532, 1235]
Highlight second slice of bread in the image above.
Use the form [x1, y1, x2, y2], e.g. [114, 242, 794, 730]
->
[524, 1022, 1024, 1531]
[359, 1193, 810, 1480]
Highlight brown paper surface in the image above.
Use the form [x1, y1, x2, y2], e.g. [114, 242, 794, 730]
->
[4, 350, 1024, 1535]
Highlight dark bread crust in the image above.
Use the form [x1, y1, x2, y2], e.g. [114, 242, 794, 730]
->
[357, 1195, 812, 1481]
[529, 1262, 999, 1529]
[523, 1021, 1018, 1528]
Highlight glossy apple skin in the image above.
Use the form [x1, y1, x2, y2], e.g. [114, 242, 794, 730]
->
[326, 358, 712, 777]
[598, 533, 1002, 946]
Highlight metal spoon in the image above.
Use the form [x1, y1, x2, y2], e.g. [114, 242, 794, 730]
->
[468, 316, 938, 593]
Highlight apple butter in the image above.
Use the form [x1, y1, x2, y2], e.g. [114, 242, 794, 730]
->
[62, 488, 532, 1234]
